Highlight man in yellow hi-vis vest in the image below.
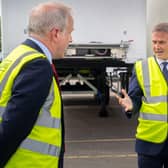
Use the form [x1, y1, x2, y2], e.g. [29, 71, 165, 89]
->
[0, 2, 74, 168]
[115, 23, 168, 168]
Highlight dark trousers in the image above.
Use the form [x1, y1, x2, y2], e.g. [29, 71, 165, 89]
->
[58, 152, 64, 168]
[138, 154, 168, 168]
[138, 140, 168, 168]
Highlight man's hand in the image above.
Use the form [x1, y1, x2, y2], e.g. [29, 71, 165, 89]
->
[113, 89, 133, 112]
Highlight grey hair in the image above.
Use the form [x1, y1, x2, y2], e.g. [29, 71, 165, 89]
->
[152, 22, 168, 33]
[28, 2, 72, 36]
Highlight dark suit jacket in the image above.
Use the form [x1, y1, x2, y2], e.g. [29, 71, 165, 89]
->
[128, 68, 167, 156]
[0, 39, 64, 167]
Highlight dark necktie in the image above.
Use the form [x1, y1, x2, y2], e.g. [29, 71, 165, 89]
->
[51, 63, 61, 90]
[162, 62, 168, 81]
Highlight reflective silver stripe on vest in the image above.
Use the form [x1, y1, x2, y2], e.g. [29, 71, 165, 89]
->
[139, 112, 167, 121]
[36, 83, 61, 128]
[20, 138, 60, 156]
[141, 60, 167, 103]
[0, 106, 5, 116]
[142, 95, 167, 103]
[0, 51, 39, 96]
[36, 110, 61, 128]
[141, 60, 151, 98]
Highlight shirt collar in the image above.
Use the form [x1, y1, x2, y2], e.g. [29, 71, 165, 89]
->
[155, 57, 168, 71]
[28, 37, 52, 64]
[156, 57, 168, 66]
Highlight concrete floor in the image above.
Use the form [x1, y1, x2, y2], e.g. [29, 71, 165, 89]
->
[63, 94, 138, 168]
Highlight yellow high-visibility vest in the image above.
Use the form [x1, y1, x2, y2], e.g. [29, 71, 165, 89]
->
[135, 56, 168, 143]
[0, 44, 62, 168]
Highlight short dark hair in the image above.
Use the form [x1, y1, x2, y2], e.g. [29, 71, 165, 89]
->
[152, 22, 168, 33]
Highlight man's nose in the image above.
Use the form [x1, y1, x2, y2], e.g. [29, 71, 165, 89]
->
[155, 43, 161, 49]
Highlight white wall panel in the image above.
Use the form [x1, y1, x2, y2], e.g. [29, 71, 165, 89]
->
[147, 0, 168, 56]
[1, 0, 146, 62]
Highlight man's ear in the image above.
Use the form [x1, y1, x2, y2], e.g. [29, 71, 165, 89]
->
[50, 27, 60, 41]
